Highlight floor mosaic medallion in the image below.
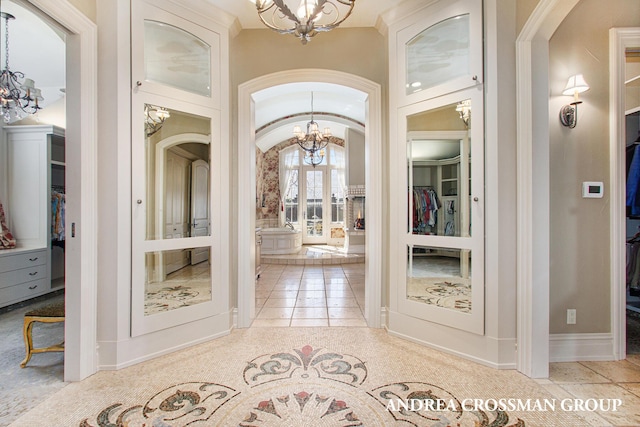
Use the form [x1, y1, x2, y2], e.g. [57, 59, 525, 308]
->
[79, 345, 524, 427]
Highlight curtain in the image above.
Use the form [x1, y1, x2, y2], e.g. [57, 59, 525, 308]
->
[331, 145, 346, 200]
[279, 146, 299, 224]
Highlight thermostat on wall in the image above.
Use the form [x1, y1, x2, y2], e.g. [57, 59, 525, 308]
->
[582, 182, 604, 198]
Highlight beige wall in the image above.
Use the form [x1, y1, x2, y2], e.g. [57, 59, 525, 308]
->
[516, 0, 540, 36]
[68, 0, 96, 23]
[548, 0, 640, 334]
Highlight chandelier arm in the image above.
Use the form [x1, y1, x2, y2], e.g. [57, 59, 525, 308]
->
[272, 0, 301, 24]
[313, 2, 355, 31]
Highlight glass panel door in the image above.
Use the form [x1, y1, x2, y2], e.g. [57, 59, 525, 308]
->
[302, 168, 325, 243]
[399, 87, 484, 335]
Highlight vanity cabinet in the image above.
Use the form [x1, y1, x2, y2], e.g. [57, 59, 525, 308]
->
[0, 125, 65, 308]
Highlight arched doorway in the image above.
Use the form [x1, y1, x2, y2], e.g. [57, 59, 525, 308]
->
[237, 70, 382, 329]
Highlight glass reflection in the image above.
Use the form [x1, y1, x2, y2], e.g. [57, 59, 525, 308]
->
[144, 20, 211, 97]
[406, 14, 470, 95]
[145, 106, 211, 240]
[406, 245, 471, 313]
[407, 100, 471, 237]
[145, 248, 211, 316]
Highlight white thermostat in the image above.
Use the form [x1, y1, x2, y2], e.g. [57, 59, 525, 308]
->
[582, 182, 603, 198]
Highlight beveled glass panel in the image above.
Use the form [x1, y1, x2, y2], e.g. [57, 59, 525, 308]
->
[406, 14, 470, 95]
[406, 245, 472, 313]
[407, 100, 471, 237]
[144, 20, 211, 97]
[145, 105, 211, 240]
[145, 248, 211, 315]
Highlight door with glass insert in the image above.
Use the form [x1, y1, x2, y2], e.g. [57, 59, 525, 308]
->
[131, 0, 224, 337]
[302, 168, 325, 243]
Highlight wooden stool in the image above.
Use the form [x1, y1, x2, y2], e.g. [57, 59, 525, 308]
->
[20, 300, 65, 368]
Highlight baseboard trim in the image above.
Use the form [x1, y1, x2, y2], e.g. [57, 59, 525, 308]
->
[549, 333, 615, 362]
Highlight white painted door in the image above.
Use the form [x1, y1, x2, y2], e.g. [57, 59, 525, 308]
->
[301, 167, 327, 244]
[164, 150, 190, 274]
[190, 159, 209, 264]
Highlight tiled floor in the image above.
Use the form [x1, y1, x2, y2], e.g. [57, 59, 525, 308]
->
[253, 263, 367, 327]
[539, 355, 640, 426]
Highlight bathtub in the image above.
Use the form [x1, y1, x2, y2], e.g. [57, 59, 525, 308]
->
[260, 227, 303, 255]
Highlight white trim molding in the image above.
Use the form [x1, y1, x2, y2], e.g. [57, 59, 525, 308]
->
[27, 0, 99, 382]
[610, 27, 640, 362]
[237, 69, 383, 329]
[550, 333, 615, 362]
[515, 0, 579, 379]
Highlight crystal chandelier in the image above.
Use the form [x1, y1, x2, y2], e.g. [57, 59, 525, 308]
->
[456, 99, 471, 128]
[254, 0, 356, 45]
[0, 12, 43, 123]
[293, 92, 331, 167]
[144, 104, 170, 137]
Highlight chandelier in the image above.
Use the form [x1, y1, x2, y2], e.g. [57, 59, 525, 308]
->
[1, 12, 43, 123]
[144, 104, 170, 137]
[293, 92, 331, 167]
[254, 0, 356, 45]
[456, 99, 471, 128]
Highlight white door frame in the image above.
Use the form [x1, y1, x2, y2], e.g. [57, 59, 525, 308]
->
[610, 27, 640, 362]
[237, 69, 383, 328]
[27, 0, 98, 381]
[516, 0, 579, 377]
[300, 164, 328, 244]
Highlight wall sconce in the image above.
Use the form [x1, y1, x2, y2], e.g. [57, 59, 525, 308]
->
[559, 74, 589, 129]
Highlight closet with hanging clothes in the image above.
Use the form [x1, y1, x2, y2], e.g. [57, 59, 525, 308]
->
[0, 125, 65, 307]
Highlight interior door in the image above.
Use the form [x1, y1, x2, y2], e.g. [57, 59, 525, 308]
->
[164, 150, 191, 274]
[301, 167, 326, 243]
[190, 159, 210, 264]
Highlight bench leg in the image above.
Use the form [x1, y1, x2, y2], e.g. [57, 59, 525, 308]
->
[20, 318, 35, 368]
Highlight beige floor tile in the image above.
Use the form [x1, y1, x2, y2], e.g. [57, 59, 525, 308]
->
[255, 290, 272, 298]
[255, 298, 266, 309]
[295, 297, 326, 307]
[326, 289, 354, 298]
[300, 278, 325, 285]
[292, 307, 328, 319]
[618, 382, 640, 398]
[297, 290, 325, 298]
[559, 383, 640, 426]
[251, 318, 290, 327]
[290, 318, 329, 327]
[263, 298, 297, 308]
[549, 362, 611, 384]
[324, 278, 349, 284]
[275, 278, 302, 285]
[299, 283, 325, 291]
[579, 360, 640, 383]
[269, 290, 299, 299]
[326, 297, 359, 308]
[329, 318, 368, 327]
[256, 307, 294, 319]
[627, 354, 640, 367]
[328, 307, 364, 319]
[324, 283, 350, 291]
[272, 283, 300, 291]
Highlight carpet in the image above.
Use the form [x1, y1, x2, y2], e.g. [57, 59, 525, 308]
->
[9, 328, 591, 427]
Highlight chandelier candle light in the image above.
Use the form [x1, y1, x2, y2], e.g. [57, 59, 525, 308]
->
[254, 0, 356, 44]
[293, 92, 331, 167]
[0, 12, 43, 123]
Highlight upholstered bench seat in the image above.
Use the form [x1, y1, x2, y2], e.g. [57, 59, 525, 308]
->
[20, 300, 65, 368]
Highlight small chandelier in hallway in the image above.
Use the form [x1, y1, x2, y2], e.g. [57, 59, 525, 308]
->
[0, 12, 43, 123]
[253, 0, 356, 45]
[293, 92, 331, 167]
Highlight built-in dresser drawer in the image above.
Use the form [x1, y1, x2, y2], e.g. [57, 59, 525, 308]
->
[0, 249, 47, 273]
[0, 264, 48, 290]
[0, 278, 50, 306]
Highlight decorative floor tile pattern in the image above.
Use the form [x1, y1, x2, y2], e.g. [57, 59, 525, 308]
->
[8, 328, 602, 427]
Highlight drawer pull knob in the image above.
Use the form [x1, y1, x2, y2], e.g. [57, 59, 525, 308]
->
[29, 257, 38, 262]
[29, 272, 38, 276]
[29, 285, 38, 290]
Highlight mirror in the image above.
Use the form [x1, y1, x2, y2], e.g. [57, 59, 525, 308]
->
[407, 100, 471, 237]
[144, 105, 211, 241]
[407, 245, 472, 313]
[144, 248, 212, 315]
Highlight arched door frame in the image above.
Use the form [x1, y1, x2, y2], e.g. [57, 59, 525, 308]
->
[516, 0, 579, 377]
[27, 0, 98, 381]
[237, 69, 383, 328]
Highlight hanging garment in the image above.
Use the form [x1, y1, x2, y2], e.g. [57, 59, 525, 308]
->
[0, 198, 16, 249]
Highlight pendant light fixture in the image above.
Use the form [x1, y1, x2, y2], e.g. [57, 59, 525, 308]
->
[293, 92, 331, 167]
